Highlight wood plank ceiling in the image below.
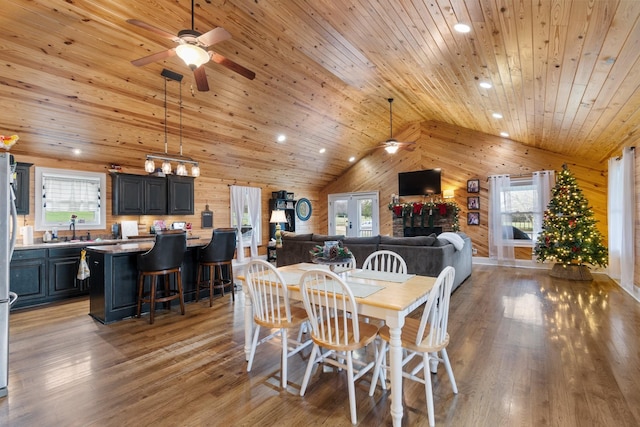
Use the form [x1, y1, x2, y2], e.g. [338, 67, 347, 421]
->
[1, 0, 639, 190]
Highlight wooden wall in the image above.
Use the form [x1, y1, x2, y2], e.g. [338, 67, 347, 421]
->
[13, 154, 318, 258]
[636, 152, 640, 293]
[320, 120, 609, 260]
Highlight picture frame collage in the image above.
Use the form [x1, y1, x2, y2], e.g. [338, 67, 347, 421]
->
[467, 179, 480, 225]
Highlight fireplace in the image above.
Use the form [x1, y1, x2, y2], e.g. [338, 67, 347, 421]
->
[404, 227, 442, 237]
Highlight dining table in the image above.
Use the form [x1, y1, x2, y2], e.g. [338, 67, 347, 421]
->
[239, 262, 436, 427]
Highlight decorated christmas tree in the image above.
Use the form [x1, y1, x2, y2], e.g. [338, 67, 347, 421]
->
[534, 165, 608, 269]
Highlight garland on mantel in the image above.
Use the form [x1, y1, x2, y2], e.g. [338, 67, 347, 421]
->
[388, 201, 460, 232]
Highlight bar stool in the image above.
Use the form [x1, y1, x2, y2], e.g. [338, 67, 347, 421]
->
[195, 228, 237, 305]
[136, 230, 187, 324]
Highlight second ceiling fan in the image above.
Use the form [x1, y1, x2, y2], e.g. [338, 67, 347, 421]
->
[127, 0, 255, 91]
[374, 98, 415, 154]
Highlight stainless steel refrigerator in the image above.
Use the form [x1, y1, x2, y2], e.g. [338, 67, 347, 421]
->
[0, 152, 19, 398]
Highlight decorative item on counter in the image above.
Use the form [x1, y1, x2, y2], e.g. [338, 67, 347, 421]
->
[1, 134, 19, 151]
[152, 220, 166, 233]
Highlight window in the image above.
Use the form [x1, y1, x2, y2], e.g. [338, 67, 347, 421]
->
[502, 178, 535, 242]
[35, 167, 106, 231]
[230, 186, 262, 261]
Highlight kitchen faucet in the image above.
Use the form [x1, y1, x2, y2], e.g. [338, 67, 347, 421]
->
[70, 215, 77, 241]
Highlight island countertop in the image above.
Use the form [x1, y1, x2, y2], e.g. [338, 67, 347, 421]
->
[86, 238, 211, 254]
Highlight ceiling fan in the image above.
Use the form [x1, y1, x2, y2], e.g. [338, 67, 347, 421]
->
[374, 98, 415, 154]
[127, 0, 255, 92]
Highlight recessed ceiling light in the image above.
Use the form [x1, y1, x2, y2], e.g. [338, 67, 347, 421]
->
[479, 82, 492, 89]
[348, 156, 356, 162]
[276, 134, 286, 143]
[73, 148, 81, 155]
[454, 23, 471, 33]
[500, 131, 509, 137]
[492, 112, 503, 119]
[319, 148, 326, 154]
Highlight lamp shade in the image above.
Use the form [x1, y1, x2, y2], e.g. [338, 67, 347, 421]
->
[176, 44, 210, 70]
[443, 189, 455, 199]
[270, 210, 287, 223]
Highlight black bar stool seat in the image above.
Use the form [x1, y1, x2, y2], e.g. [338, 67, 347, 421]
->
[196, 228, 237, 306]
[136, 231, 187, 324]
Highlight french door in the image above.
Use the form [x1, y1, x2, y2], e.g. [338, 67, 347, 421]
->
[328, 192, 379, 238]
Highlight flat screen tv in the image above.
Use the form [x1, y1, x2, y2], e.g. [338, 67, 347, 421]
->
[398, 169, 441, 196]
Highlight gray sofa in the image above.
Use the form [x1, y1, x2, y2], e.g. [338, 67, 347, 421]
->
[276, 232, 472, 292]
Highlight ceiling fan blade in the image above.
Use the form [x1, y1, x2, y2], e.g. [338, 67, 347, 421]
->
[126, 19, 179, 42]
[131, 48, 176, 67]
[193, 66, 210, 91]
[197, 27, 232, 47]
[210, 52, 256, 80]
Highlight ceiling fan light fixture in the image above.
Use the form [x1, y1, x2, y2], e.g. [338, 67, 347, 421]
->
[384, 142, 400, 154]
[176, 44, 210, 70]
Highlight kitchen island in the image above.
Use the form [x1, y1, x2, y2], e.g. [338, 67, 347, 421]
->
[87, 238, 210, 324]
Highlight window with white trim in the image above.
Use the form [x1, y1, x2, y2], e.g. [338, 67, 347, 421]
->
[35, 167, 107, 231]
[500, 177, 535, 245]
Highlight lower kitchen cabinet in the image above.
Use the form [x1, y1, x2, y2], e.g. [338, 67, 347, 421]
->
[9, 249, 46, 309]
[10, 247, 89, 309]
[48, 247, 88, 298]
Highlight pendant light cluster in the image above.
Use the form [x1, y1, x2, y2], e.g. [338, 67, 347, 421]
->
[144, 68, 200, 177]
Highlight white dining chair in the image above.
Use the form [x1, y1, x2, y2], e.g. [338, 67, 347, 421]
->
[244, 259, 312, 388]
[368, 266, 457, 427]
[362, 250, 407, 274]
[299, 269, 379, 425]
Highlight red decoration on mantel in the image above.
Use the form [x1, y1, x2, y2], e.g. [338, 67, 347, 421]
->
[393, 205, 403, 217]
[413, 203, 423, 215]
[437, 203, 447, 215]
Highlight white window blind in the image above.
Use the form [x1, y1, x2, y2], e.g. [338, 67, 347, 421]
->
[35, 167, 107, 231]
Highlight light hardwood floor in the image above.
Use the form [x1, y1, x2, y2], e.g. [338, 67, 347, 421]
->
[1, 265, 639, 426]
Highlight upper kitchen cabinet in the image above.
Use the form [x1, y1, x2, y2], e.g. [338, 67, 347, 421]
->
[13, 162, 32, 215]
[111, 173, 167, 215]
[111, 173, 193, 216]
[167, 175, 194, 215]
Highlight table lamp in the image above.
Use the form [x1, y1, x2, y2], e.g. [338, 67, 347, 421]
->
[270, 210, 288, 247]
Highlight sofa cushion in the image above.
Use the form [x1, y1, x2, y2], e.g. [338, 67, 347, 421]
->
[343, 236, 381, 245]
[282, 232, 313, 241]
[437, 232, 465, 250]
[380, 235, 436, 246]
[312, 234, 345, 242]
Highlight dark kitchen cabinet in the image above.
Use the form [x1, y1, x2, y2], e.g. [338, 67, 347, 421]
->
[9, 249, 46, 309]
[47, 247, 88, 298]
[111, 173, 167, 215]
[13, 162, 32, 215]
[167, 175, 194, 215]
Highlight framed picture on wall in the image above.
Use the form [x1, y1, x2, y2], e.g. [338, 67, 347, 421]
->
[467, 212, 480, 225]
[467, 179, 480, 193]
[467, 196, 480, 210]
